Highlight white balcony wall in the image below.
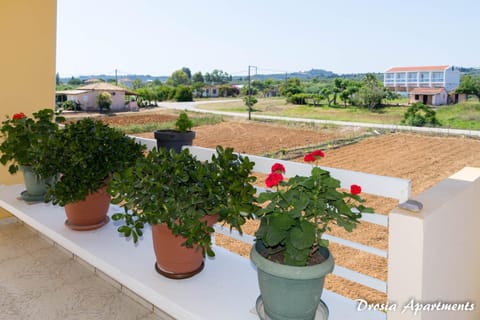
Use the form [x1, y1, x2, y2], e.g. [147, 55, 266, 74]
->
[444, 67, 461, 91]
[388, 167, 480, 320]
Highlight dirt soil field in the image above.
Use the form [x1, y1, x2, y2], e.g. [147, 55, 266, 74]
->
[89, 111, 480, 304]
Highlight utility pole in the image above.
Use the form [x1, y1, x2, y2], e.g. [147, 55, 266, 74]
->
[247, 65, 257, 120]
[115, 69, 118, 86]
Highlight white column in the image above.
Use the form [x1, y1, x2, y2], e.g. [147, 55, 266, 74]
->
[388, 167, 480, 320]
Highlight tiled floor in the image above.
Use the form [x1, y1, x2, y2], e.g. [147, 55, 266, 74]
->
[0, 218, 170, 320]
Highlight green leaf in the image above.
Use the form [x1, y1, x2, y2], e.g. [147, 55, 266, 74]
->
[111, 213, 124, 221]
[264, 224, 287, 247]
[290, 221, 315, 250]
[284, 241, 310, 266]
[117, 226, 129, 233]
[271, 213, 295, 231]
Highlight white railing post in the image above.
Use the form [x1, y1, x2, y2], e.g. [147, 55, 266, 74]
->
[388, 167, 480, 320]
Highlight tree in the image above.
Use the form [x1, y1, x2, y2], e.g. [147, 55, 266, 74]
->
[132, 79, 144, 90]
[152, 79, 163, 86]
[320, 86, 334, 107]
[244, 95, 258, 111]
[456, 75, 480, 100]
[166, 70, 190, 86]
[204, 69, 231, 84]
[280, 78, 303, 96]
[67, 77, 82, 86]
[96, 92, 112, 111]
[56, 73, 61, 86]
[339, 82, 360, 107]
[181, 67, 192, 81]
[332, 78, 347, 105]
[357, 73, 386, 109]
[192, 72, 204, 84]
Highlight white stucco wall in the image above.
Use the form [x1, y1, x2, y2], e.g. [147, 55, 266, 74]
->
[67, 90, 126, 111]
[444, 67, 460, 92]
[388, 167, 480, 320]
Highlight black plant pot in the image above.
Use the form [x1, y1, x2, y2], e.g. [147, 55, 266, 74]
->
[154, 130, 196, 153]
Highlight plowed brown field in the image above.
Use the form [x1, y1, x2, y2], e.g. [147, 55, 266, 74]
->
[86, 111, 480, 304]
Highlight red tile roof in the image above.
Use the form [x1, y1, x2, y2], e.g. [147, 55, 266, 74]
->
[386, 65, 450, 72]
[409, 87, 446, 95]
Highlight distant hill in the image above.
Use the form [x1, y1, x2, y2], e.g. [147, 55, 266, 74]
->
[60, 74, 168, 83]
[61, 67, 480, 84]
[458, 67, 480, 76]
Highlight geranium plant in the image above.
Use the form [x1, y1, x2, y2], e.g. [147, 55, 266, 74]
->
[255, 150, 373, 266]
[0, 109, 65, 174]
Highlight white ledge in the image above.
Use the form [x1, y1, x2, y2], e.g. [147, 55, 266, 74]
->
[0, 184, 385, 320]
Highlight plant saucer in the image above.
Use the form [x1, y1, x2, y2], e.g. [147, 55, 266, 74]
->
[255, 295, 329, 320]
[19, 190, 45, 203]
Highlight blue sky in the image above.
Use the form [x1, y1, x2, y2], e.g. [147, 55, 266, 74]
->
[57, 0, 480, 77]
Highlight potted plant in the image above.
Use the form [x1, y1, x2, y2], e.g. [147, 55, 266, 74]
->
[109, 146, 258, 279]
[33, 118, 145, 230]
[0, 109, 65, 201]
[251, 150, 373, 320]
[154, 111, 195, 153]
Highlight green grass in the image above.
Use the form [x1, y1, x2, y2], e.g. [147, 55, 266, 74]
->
[436, 101, 480, 130]
[116, 114, 224, 134]
[199, 97, 406, 124]
[199, 97, 480, 130]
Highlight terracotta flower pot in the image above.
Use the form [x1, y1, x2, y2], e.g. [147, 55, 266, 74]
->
[152, 214, 218, 279]
[64, 185, 111, 231]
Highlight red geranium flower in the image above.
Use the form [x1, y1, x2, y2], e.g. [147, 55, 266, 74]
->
[271, 163, 286, 174]
[303, 153, 316, 162]
[12, 112, 26, 120]
[350, 184, 362, 195]
[311, 149, 325, 158]
[266, 172, 283, 188]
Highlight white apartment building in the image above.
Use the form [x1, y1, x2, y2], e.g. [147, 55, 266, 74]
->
[384, 65, 460, 93]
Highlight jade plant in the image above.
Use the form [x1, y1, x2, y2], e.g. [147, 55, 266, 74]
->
[33, 118, 145, 206]
[109, 146, 258, 256]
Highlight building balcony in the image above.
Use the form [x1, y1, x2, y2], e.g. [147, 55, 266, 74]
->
[1, 140, 479, 319]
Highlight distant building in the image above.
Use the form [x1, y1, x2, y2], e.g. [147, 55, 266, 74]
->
[408, 87, 448, 106]
[56, 83, 137, 111]
[203, 85, 219, 97]
[384, 65, 460, 93]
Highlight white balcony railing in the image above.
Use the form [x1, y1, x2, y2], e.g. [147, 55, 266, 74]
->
[0, 137, 413, 320]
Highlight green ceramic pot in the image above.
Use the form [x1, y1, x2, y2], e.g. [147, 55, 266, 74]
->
[19, 165, 53, 201]
[250, 241, 334, 320]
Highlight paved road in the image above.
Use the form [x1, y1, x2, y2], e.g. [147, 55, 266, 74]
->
[156, 100, 480, 138]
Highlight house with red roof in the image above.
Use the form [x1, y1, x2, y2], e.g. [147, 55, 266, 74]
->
[384, 65, 460, 105]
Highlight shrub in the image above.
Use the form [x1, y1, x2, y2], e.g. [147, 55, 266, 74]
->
[244, 95, 258, 108]
[401, 103, 440, 127]
[174, 86, 193, 102]
[97, 92, 112, 111]
[175, 111, 193, 132]
[61, 100, 79, 111]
